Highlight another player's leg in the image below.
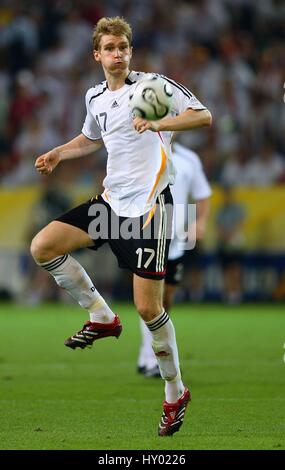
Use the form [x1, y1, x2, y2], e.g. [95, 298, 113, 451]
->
[30, 220, 122, 349]
[163, 256, 185, 313]
[133, 275, 190, 436]
[137, 318, 160, 377]
[163, 283, 177, 313]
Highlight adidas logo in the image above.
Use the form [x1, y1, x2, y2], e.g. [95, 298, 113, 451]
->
[111, 100, 119, 108]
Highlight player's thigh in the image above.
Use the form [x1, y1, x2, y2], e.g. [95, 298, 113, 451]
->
[31, 221, 94, 261]
[133, 273, 164, 320]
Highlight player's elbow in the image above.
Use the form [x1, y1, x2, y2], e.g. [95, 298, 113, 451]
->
[203, 109, 212, 127]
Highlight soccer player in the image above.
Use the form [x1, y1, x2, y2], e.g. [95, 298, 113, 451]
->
[137, 142, 212, 378]
[31, 17, 212, 436]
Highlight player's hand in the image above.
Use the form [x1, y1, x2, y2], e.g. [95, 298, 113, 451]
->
[35, 149, 60, 175]
[133, 117, 160, 134]
[195, 219, 207, 240]
[187, 220, 206, 243]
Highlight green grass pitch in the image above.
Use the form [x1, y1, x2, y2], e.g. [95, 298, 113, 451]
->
[0, 302, 284, 450]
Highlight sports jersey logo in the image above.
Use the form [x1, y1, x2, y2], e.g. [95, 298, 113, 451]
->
[111, 100, 119, 108]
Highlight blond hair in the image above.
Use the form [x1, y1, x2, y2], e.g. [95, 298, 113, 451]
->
[93, 16, 132, 50]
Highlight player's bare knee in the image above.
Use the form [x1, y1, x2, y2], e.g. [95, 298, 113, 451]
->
[136, 303, 162, 322]
[30, 235, 45, 262]
[30, 233, 56, 264]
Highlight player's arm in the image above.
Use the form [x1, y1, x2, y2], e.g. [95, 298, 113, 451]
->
[134, 108, 212, 134]
[195, 198, 211, 240]
[35, 134, 103, 175]
[188, 197, 211, 243]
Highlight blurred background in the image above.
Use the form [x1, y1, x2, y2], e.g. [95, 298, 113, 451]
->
[0, 0, 284, 305]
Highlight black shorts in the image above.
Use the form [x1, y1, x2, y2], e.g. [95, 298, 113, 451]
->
[165, 255, 185, 285]
[56, 186, 173, 280]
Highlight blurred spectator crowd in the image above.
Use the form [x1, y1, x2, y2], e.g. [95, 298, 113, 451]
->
[0, 0, 284, 188]
[0, 0, 285, 304]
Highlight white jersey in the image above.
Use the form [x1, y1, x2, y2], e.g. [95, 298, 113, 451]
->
[169, 142, 212, 260]
[82, 71, 206, 217]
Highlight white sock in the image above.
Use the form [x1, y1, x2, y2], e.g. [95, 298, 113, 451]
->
[145, 309, 185, 403]
[39, 255, 115, 323]
[88, 298, 115, 323]
[164, 377, 185, 403]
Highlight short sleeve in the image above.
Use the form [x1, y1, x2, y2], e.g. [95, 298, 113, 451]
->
[163, 76, 207, 114]
[81, 89, 102, 140]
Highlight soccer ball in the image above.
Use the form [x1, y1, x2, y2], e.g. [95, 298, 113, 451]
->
[129, 75, 173, 121]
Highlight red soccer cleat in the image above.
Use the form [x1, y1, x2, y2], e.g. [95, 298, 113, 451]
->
[158, 388, 191, 436]
[64, 315, 122, 349]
